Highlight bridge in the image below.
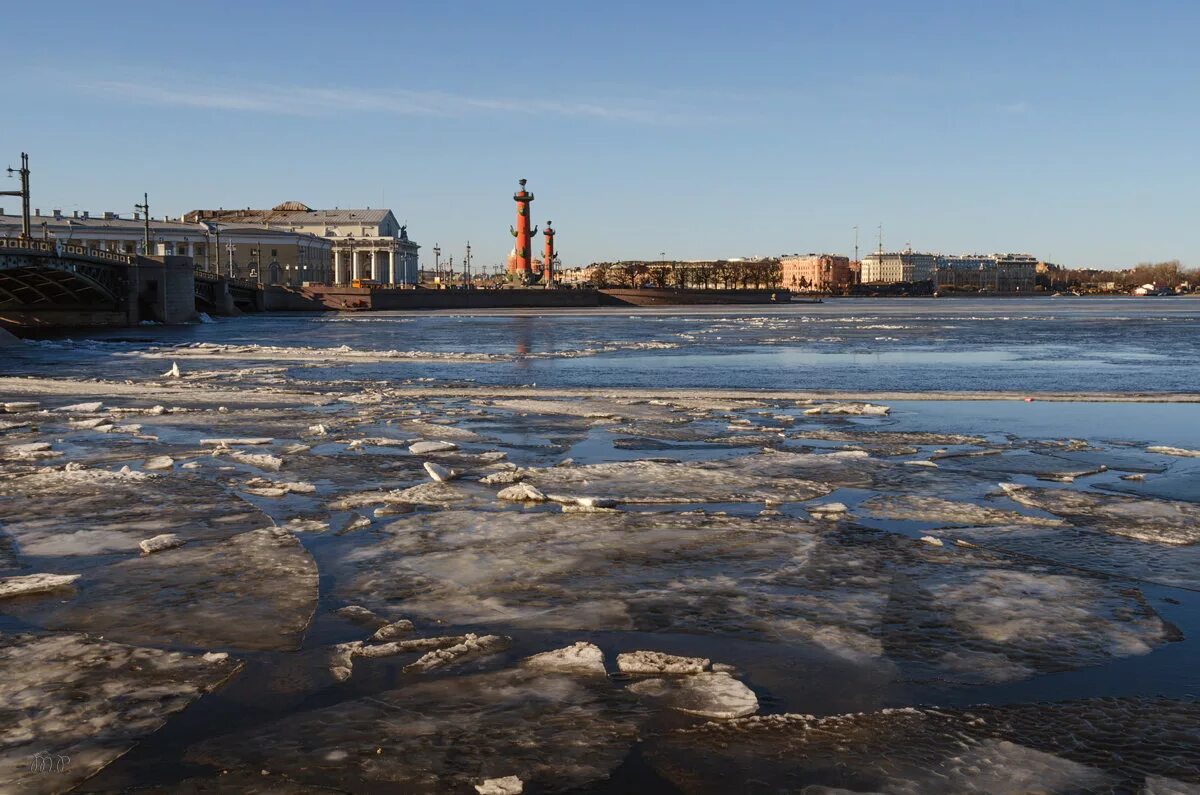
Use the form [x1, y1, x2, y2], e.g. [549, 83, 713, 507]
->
[193, 268, 264, 314]
[0, 236, 257, 329]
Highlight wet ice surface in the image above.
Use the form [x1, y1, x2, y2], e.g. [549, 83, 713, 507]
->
[3, 311, 1200, 792]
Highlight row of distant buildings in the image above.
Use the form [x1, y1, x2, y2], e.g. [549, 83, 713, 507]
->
[779, 251, 1039, 293]
[0, 202, 420, 287]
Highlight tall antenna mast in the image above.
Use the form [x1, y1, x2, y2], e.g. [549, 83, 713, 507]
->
[853, 225, 859, 264]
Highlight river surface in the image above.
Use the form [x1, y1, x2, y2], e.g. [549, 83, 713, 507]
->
[9, 297, 1200, 393]
[1, 298, 1199, 793]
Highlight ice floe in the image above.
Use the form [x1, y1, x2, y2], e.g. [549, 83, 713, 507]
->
[0, 632, 239, 794]
[0, 572, 80, 599]
[139, 533, 185, 555]
[628, 672, 759, 719]
[523, 641, 607, 676]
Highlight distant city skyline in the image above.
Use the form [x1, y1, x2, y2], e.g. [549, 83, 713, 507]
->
[4, 1, 1197, 269]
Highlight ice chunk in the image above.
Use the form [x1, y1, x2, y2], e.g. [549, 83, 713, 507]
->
[202, 437, 274, 446]
[409, 440, 458, 454]
[522, 642, 606, 676]
[228, 451, 284, 471]
[2, 441, 58, 460]
[335, 605, 385, 626]
[497, 482, 548, 502]
[480, 469, 525, 485]
[1146, 445, 1200, 457]
[802, 402, 890, 416]
[139, 533, 185, 555]
[2, 401, 39, 413]
[70, 416, 110, 429]
[0, 572, 80, 599]
[354, 635, 471, 659]
[241, 477, 315, 497]
[401, 419, 481, 441]
[144, 455, 175, 470]
[808, 501, 848, 518]
[164, 361, 181, 378]
[372, 619, 415, 641]
[919, 535, 944, 546]
[476, 776, 524, 795]
[56, 401, 104, 413]
[629, 672, 758, 719]
[403, 633, 510, 673]
[617, 650, 709, 675]
[424, 461, 458, 482]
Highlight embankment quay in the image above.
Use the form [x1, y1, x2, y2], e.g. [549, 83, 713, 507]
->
[0, 237, 796, 330]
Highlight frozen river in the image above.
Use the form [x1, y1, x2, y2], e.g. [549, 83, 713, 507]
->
[9, 296, 1200, 393]
[1, 299, 1199, 793]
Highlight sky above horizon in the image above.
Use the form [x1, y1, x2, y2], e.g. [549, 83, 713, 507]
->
[3, 1, 1196, 270]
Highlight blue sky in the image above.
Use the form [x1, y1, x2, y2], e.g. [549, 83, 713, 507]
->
[3, 0, 1196, 269]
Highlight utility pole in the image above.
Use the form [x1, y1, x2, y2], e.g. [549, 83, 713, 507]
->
[465, 241, 472, 286]
[135, 193, 151, 255]
[3, 152, 31, 238]
[433, 244, 441, 286]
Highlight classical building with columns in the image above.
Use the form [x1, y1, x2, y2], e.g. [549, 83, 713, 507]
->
[185, 202, 419, 286]
[0, 209, 332, 286]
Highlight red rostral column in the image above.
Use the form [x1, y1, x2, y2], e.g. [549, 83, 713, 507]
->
[542, 220, 556, 285]
[508, 178, 538, 282]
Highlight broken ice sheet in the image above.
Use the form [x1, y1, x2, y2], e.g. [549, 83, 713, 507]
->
[5, 526, 317, 651]
[1005, 486, 1200, 546]
[0, 632, 240, 795]
[328, 510, 1171, 683]
[0, 470, 272, 557]
[949, 524, 1200, 590]
[861, 494, 1066, 527]
[0, 467, 317, 649]
[516, 449, 880, 504]
[642, 697, 1200, 794]
[185, 668, 648, 793]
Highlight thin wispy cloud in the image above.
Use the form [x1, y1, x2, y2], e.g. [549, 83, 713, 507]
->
[997, 100, 1033, 115]
[84, 78, 695, 125]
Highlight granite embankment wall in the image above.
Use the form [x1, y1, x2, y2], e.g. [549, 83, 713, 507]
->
[599, 288, 793, 306]
[304, 287, 600, 311]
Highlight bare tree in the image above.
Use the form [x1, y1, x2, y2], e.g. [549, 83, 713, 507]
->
[620, 261, 647, 287]
[647, 263, 672, 288]
[589, 263, 610, 288]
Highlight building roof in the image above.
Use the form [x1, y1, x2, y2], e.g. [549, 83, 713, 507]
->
[186, 207, 394, 226]
[0, 213, 329, 243]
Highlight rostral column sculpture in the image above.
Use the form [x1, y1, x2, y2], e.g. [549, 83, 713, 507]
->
[542, 220, 557, 286]
[508, 178, 538, 283]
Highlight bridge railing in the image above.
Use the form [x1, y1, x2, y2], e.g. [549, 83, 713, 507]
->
[193, 267, 261, 291]
[0, 236, 135, 265]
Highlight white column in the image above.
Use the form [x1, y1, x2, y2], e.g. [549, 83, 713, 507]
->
[369, 250, 380, 282]
[333, 250, 343, 283]
[380, 250, 392, 285]
[352, 249, 361, 281]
